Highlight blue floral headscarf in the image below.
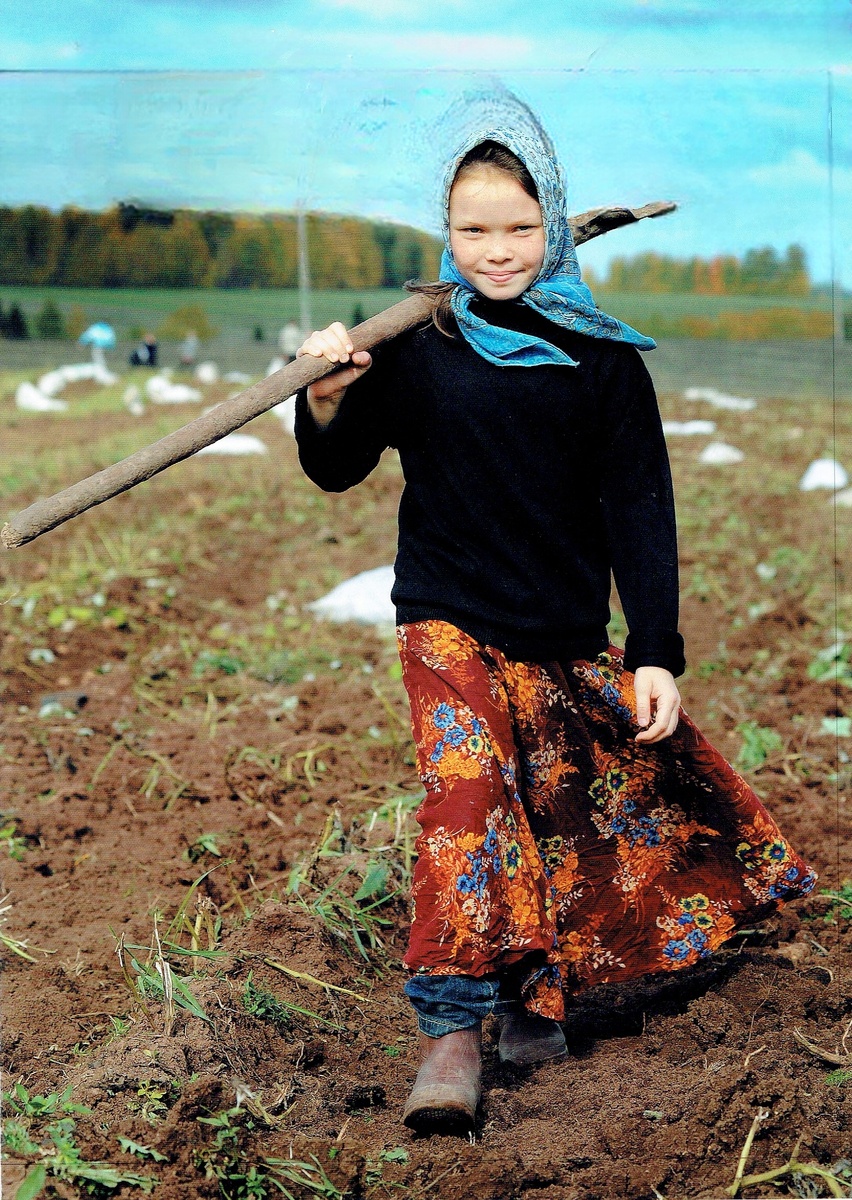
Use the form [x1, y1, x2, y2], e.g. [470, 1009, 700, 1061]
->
[439, 125, 656, 367]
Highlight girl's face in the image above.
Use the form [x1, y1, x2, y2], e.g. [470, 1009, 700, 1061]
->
[448, 165, 545, 301]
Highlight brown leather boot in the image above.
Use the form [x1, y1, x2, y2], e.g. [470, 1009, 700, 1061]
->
[497, 1005, 567, 1066]
[402, 1025, 482, 1135]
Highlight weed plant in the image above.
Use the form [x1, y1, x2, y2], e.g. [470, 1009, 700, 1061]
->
[116, 1137, 168, 1163]
[3, 1084, 158, 1197]
[0, 818, 32, 861]
[735, 720, 784, 772]
[819, 882, 852, 924]
[284, 799, 420, 969]
[808, 641, 852, 687]
[196, 1106, 346, 1199]
[116, 925, 211, 1031]
[0, 894, 49, 962]
[242, 970, 293, 1031]
[126, 1080, 181, 1126]
[364, 1146, 409, 1189]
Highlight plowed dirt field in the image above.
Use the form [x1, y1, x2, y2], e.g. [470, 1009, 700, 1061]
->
[1, 358, 850, 1199]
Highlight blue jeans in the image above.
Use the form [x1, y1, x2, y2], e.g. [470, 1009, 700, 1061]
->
[404, 973, 523, 1038]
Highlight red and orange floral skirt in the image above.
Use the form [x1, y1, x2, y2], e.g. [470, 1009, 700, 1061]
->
[397, 620, 817, 1021]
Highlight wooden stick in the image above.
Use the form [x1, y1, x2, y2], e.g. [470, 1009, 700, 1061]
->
[2, 201, 675, 550]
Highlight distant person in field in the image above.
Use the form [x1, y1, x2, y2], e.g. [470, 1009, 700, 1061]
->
[129, 332, 158, 368]
[278, 320, 303, 364]
[294, 123, 817, 1136]
[179, 330, 200, 367]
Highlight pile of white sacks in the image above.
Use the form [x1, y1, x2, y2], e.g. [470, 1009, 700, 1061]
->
[15, 362, 119, 412]
[11, 354, 301, 458]
[145, 373, 203, 404]
[663, 385, 756, 466]
[666, 384, 848, 496]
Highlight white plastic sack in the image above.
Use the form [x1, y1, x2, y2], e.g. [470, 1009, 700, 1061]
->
[146, 375, 202, 403]
[59, 361, 117, 386]
[662, 420, 716, 436]
[194, 361, 220, 384]
[15, 382, 68, 412]
[90, 363, 118, 386]
[698, 442, 745, 465]
[123, 385, 144, 416]
[799, 458, 848, 491]
[307, 565, 396, 626]
[37, 369, 69, 396]
[684, 387, 756, 412]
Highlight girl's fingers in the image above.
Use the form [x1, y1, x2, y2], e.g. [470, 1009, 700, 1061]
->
[635, 714, 666, 743]
[328, 321, 354, 350]
[316, 355, 371, 389]
[634, 687, 681, 743]
[297, 323, 354, 363]
[635, 701, 680, 743]
[633, 667, 680, 743]
[298, 338, 345, 362]
[307, 355, 372, 401]
[634, 676, 653, 729]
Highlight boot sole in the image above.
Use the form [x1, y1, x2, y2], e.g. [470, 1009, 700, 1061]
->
[403, 1102, 476, 1136]
[498, 1045, 569, 1067]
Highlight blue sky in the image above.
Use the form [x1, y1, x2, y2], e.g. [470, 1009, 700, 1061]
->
[2, 1, 851, 282]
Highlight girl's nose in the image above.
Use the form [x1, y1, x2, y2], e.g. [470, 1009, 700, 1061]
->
[484, 239, 512, 262]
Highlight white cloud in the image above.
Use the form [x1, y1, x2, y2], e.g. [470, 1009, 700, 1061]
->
[748, 148, 827, 185]
[1, 39, 80, 68]
[747, 147, 852, 194]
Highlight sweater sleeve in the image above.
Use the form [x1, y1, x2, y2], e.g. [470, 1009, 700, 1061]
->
[293, 342, 398, 493]
[598, 346, 686, 678]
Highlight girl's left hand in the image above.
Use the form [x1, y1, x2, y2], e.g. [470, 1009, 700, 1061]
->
[634, 667, 680, 744]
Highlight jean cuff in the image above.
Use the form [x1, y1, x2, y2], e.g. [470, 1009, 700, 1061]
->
[404, 972, 500, 1037]
[414, 1011, 483, 1038]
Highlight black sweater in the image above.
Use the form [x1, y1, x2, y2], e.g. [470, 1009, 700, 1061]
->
[295, 298, 685, 677]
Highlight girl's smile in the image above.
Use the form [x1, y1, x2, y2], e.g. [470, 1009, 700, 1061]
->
[449, 165, 546, 302]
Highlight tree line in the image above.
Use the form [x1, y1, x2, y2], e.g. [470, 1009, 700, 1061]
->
[0, 203, 443, 290]
[599, 246, 811, 295]
[0, 202, 813, 295]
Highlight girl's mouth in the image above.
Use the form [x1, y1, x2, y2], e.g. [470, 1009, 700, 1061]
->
[483, 271, 518, 284]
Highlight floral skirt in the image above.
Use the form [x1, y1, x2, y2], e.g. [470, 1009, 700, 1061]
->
[397, 620, 817, 1021]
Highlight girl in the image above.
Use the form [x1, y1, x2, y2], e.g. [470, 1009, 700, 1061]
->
[294, 125, 816, 1136]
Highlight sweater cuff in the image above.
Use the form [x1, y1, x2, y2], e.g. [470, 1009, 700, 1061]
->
[293, 388, 325, 438]
[622, 632, 686, 679]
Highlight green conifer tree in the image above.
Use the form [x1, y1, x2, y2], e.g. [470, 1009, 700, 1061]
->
[5, 304, 29, 339]
[35, 299, 66, 339]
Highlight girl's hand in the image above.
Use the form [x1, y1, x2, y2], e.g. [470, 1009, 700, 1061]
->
[297, 322, 372, 427]
[634, 666, 680, 744]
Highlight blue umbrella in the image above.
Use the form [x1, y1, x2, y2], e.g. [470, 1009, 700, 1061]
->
[79, 322, 117, 349]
